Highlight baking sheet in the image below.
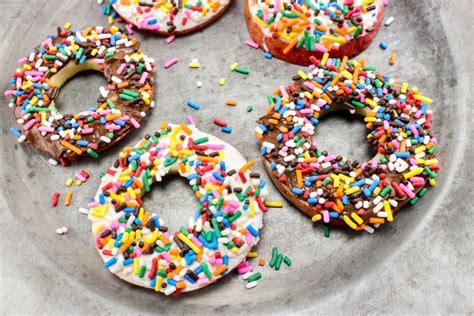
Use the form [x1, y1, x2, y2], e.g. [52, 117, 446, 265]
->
[0, 0, 472, 314]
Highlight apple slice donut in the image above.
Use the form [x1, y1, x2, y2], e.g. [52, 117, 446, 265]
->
[245, 0, 385, 65]
[87, 123, 269, 295]
[107, 0, 234, 36]
[5, 25, 156, 166]
[255, 54, 440, 233]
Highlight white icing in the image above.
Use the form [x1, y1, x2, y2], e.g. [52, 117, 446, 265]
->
[88, 124, 268, 293]
[113, 0, 231, 33]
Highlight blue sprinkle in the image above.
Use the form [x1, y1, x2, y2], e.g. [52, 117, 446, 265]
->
[103, 258, 117, 269]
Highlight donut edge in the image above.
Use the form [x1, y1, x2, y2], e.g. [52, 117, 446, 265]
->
[244, 1, 385, 66]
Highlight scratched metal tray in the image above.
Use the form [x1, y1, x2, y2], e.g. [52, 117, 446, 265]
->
[0, 0, 471, 314]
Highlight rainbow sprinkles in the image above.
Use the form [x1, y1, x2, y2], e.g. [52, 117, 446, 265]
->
[5, 25, 156, 165]
[87, 123, 269, 294]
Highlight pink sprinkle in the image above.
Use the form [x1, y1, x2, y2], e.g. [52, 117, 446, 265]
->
[166, 35, 176, 44]
[81, 128, 94, 134]
[279, 85, 289, 99]
[23, 119, 36, 130]
[139, 72, 148, 84]
[315, 44, 328, 53]
[130, 118, 140, 128]
[245, 40, 260, 49]
[117, 63, 126, 75]
[125, 24, 134, 35]
[18, 57, 27, 64]
[238, 265, 254, 274]
[191, 236, 203, 248]
[197, 278, 210, 286]
[75, 173, 87, 182]
[164, 57, 178, 69]
[322, 210, 330, 223]
[187, 115, 196, 125]
[148, 24, 161, 31]
[38, 126, 55, 133]
[399, 183, 415, 198]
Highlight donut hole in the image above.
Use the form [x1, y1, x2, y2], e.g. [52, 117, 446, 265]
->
[312, 110, 376, 164]
[140, 173, 197, 234]
[52, 65, 107, 115]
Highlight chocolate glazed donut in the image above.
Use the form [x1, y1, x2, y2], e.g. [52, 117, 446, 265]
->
[5, 25, 156, 165]
[255, 55, 440, 233]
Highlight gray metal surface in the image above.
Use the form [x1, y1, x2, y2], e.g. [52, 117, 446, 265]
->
[0, 0, 472, 314]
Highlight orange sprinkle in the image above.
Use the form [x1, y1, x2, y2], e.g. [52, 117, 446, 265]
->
[258, 258, 266, 266]
[213, 264, 228, 276]
[65, 191, 72, 207]
[226, 100, 237, 106]
[60, 140, 82, 155]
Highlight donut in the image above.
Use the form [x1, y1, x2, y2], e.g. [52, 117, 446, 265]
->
[87, 123, 269, 294]
[5, 25, 156, 165]
[255, 54, 440, 233]
[106, 0, 234, 36]
[245, 0, 385, 66]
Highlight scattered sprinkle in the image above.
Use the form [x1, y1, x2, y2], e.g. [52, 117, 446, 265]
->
[380, 41, 388, 50]
[226, 100, 237, 107]
[187, 99, 201, 110]
[385, 16, 394, 26]
[164, 57, 178, 69]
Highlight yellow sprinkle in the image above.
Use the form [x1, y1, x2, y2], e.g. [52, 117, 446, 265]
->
[345, 187, 360, 195]
[340, 70, 353, 80]
[65, 178, 74, 187]
[264, 201, 283, 208]
[154, 276, 163, 292]
[177, 233, 202, 254]
[75, 180, 82, 186]
[414, 94, 433, 104]
[321, 35, 346, 43]
[219, 78, 226, 86]
[351, 212, 364, 225]
[403, 167, 423, 179]
[383, 201, 393, 222]
[401, 82, 409, 94]
[247, 252, 258, 258]
[230, 62, 239, 71]
[133, 258, 140, 275]
[311, 214, 322, 222]
[321, 53, 329, 66]
[64, 22, 72, 30]
[189, 62, 200, 68]
[297, 70, 308, 80]
[343, 215, 357, 230]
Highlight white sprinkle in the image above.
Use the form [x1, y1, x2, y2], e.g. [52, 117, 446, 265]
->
[18, 135, 26, 143]
[246, 281, 258, 289]
[79, 208, 89, 215]
[197, 81, 203, 88]
[385, 16, 394, 26]
[48, 159, 58, 166]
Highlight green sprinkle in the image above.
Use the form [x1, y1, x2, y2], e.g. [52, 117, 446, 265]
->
[138, 265, 146, 278]
[248, 272, 262, 283]
[274, 254, 284, 271]
[194, 137, 209, 145]
[269, 247, 278, 268]
[323, 226, 331, 238]
[235, 66, 250, 75]
[87, 148, 98, 159]
[283, 256, 292, 266]
[247, 105, 253, 112]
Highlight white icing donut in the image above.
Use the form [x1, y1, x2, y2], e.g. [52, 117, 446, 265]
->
[87, 123, 269, 294]
[110, 0, 232, 35]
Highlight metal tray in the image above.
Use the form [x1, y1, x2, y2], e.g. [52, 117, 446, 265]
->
[1, 0, 472, 314]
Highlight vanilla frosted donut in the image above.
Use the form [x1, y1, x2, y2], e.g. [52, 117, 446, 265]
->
[87, 123, 269, 294]
[108, 0, 233, 35]
[5, 25, 156, 165]
[245, 0, 385, 65]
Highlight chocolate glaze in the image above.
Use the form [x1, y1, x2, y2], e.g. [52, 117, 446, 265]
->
[256, 66, 439, 231]
[8, 26, 155, 164]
